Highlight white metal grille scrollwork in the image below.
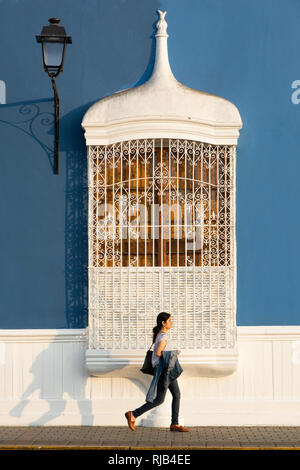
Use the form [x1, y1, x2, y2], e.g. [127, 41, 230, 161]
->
[87, 139, 236, 350]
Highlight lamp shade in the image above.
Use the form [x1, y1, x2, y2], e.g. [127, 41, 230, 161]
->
[36, 18, 72, 76]
[43, 41, 65, 68]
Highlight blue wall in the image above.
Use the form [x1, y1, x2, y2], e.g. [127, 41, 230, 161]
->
[0, 0, 299, 328]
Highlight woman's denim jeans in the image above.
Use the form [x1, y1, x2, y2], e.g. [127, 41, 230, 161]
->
[132, 374, 181, 425]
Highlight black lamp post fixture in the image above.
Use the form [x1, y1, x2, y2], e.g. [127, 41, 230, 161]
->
[36, 18, 72, 174]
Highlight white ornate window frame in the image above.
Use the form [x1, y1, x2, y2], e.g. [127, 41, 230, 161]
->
[82, 11, 242, 378]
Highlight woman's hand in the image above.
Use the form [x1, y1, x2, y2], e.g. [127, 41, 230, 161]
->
[177, 349, 181, 355]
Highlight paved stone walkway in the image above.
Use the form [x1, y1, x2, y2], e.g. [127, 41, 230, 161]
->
[0, 426, 299, 449]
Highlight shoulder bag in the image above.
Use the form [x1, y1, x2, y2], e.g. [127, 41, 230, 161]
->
[140, 342, 155, 375]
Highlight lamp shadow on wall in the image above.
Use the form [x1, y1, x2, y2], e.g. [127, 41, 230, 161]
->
[9, 335, 93, 426]
[0, 98, 55, 169]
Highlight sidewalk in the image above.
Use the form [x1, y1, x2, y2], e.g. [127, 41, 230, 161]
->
[0, 426, 299, 449]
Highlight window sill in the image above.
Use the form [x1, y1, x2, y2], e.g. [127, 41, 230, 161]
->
[85, 348, 238, 378]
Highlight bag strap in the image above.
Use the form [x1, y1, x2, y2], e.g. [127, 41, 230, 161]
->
[148, 342, 154, 351]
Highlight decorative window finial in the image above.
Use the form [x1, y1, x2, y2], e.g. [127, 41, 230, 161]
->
[156, 10, 168, 37]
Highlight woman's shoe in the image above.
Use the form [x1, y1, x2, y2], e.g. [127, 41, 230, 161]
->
[125, 411, 136, 431]
[170, 424, 189, 432]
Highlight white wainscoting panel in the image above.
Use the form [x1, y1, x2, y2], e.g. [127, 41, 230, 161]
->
[0, 327, 300, 426]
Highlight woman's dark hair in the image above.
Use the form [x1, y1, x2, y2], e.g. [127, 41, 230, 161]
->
[152, 312, 171, 343]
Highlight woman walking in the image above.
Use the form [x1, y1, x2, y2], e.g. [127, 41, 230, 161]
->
[125, 312, 189, 432]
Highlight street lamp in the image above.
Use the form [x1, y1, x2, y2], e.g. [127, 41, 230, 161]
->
[36, 18, 72, 174]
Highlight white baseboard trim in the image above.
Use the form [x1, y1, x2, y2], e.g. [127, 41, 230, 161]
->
[1, 399, 300, 426]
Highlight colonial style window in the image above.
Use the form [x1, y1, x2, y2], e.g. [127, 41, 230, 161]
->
[82, 11, 242, 377]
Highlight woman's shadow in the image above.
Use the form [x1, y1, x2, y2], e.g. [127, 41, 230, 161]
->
[9, 334, 93, 425]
